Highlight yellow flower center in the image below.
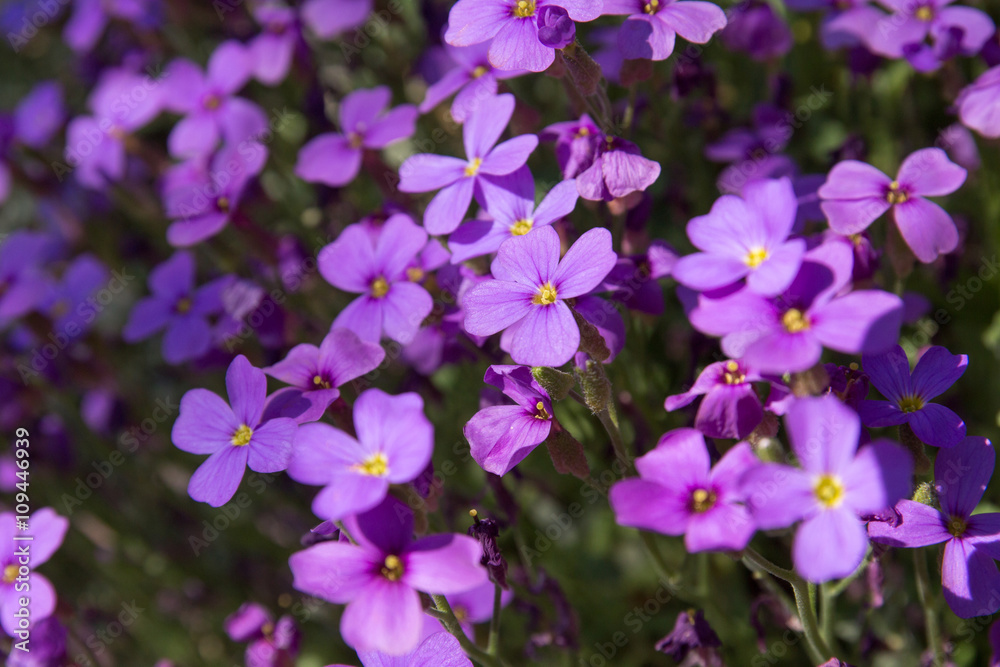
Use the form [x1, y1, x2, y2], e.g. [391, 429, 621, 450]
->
[575, 127, 591, 138]
[204, 94, 221, 111]
[348, 132, 364, 149]
[353, 452, 389, 477]
[217, 196, 231, 212]
[513, 0, 536, 17]
[782, 308, 810, 333]
[454, 605, 469, 622]
[50, 299, 70, 318]
[370, 276, 390, 299]
[406, 267, 425, 282]
[175, 297, 192, 313]
[465, 157, 483, 177]
[885, 180, 909, 205]
[312, 374, 332, 389]
[534, 401, 550, 420]
[231, 424, 253, 446]
[2, 564, 18, 584]
[644, 0, 660, 13]
[814, 474, 845, 508]
[689, 488, 717, 513]
[532, 282, 558, 306]
[472, 65, 489, 78]
[745, 247, 768, 268]
[947, 515, 968, 537]
[723, 360, 745, 385]
[510, 219, 533, 236]
[898, 395, 925, 413]
[380, 554, 404, 581]
[915, 5, 934, 21]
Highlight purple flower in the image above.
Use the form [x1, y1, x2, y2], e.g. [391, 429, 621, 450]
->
[720, 1, 793, 60]
[603, 0, 728, 61]
[123, 252, 233, 364]
[0, 232, 59, 326]
[171, 355, 297, 507]
[449, 167, 579, 262]
[818, 148, 967, 263]
[354, 631, 473, 667]
[225, 603, 300, 667]
[63, 0, 159, 53]
[11, 82, 64, 151]
[420, 42, 528, 123]
[665, 359, 764, 439]
[957, 65, 1000, 139]
[441, 580, 513, 637]
[655, 609, 722, 662]
[6, 616, 66, 667]
[464, 226, 617, 367]
[288, 496, 488, 655]
[287, 389, 433, 520]
[399, 93, 538, 235]
[299, 0, 373, 39]
[540, 114, 601, 179]
[296, 87, 417, 187]
[161, 142, 268, 247]
[40, 254, 108, 340]
[742, 395, 912, 582]
[318, 214, 433, 344]
[690, 241, 904, 374]
[248, 3, 302, 85]
[576, 136, 661, 202]
[536, 6, 576, 48]
[859, 345, 967, 448]
[444, 0, 603, 72]
[672, 178, 806, 296]
[611, 428, 758, 552]
[163, 42, 267, 158]
[0, 509, 69, 636]
[465, 365, 554, 475]
[263, 328, 385, 423]
[868, 437, 1000, 618]
[600, 241, 677, 315]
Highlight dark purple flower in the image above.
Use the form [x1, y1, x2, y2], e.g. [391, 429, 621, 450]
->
[40, 254, 108, 340]
[742, 395, 912, 582]
[869, 437, 1000, 618]
[171, 355, 298, 507]
[467, 516, 509, 589]
[611, 428, 758, 552]
[860, 345, 967, 448]
[576, 136, 661, 202]
[288, 496, 488, 655]
[655, 609, 722, 662]
[536, 6, 576, 49]
[0, 509, 69, 636]
[6, 615, 66, 667]
[720, 1, 793, 60]
[0, 232, 59, 326]
[465, 365, 554, 475]
[63, 0, 159, 53]
[665, 359, 764, 439]
[539, 114, 601, 180]
[604, 0, 728, 61]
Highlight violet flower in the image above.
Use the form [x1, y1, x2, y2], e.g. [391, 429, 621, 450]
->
[349, 631, 473, 667]
[40, 254, 108, 340]
[444, 0, 603, 72]
[318, 214, 433, 344]
[665, 359, 764, 440]
[171, 355, 298, 507]
[399, 93, 538, 235]
[123, 252, 234, 364]
[818, 148, 967, 263]
[576, 136, 661, 202]
[464, 226, 617, 367]
[6, 615, 66, 667]
[63, 0, 159, 53]
[860, 345, 967, 447]
[600, 241, 677, 315]
[289, 496, 487, 655]
[672, 178, 806, 296]
[0, 508, 69, 636]
[869, 437, 1000, 618]
[465, 365, 555, 475]
[287, 389, 433, 520]
[248, 3, 302, 85]
[296, 87, 417, 187]
[3, 82, 64, 194]
[742, 395, 912, 582]
[611, 428, 758, 552]
[263, 328, 385, 423]
[603, 0, 728, 61]
[957, 65, 1000, 139]
[720, 0, 793, 61]
[540, 114, 601, 180]
[0, 232, 60, 326]
[225, 602, 300, 667]
[449, 166, 579, 262]
[689, 241, 904, 374]
[420, 42, 528, 123]
[299, 0, 374, 39]
[655, 610, 722, 662]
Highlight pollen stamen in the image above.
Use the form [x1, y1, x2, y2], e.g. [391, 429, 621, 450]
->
[782, 308, 810, 333]
[532, 282, 558, 306]
[370, 276, 390, 299]
[353, 452, 389, 477]
[471, 65, 488, 78]
[885, 180, 909, 205]
[534, 401, 550, 420]
[465, 157, 483, 177]
[513, 0, 536, 17]
[175, 297, 192, 314]
[898, 395, 925, 413]
[2, 564, 18, 584]
[814, 474, 845, 508]
[723, 360, 745, 385]
[644, 0, 660, 13]
[510, 219, 533, 236]
[406, 267, 425, 282]
[232, 424, 253, 447]
[947, 515, 968, 537]
[380, 554, 404, 581]
[745, 247, 768, 268]
[312, 374, 332, 389]
[689, 488, 717, 513]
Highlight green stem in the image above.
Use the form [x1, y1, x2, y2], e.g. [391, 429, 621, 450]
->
[487, 583, 503, 655]
[820, 583, 835, 649]
[594, 405, 630, 469]
[914, 549, 945, 666]
[431, 594, 509, 667]
[826, 546, 873, 598]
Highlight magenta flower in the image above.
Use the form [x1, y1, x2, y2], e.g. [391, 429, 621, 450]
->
[296, 87, 417, 187]
[449, 166, 579, 262]
[611, 428, 757, 552]
[0, 509, 69, 637]
[353, 631, 473, 667]
[289, 496, 487, 655]
[859, 345, 967, 448]
[665, 359, 764, 440]
[464, 226, 617, 367]
[742, 395, 912, 582]
[540, 114, 601, 179]
[719, 0, 792, 60]
[225, 602, 300, 667]
[818, 148, 967, 263]
[399, 93, 538, 235]
[123, 252, 234, 364]
[263, 328, 385, 423]
[576, 136, 661, 202]
[465, 365, 554, 475]
[869, 437, 1000, 618]
[299, 0, 374, 39]
[957, 65, 1000, 139]
[419, 42, 528, 123]
[444, 0, 603, 72]
[318, 214, 434, 344]
[287, 389, 433, 520]
[248, 3, 302, 86]
[603, 0, 728, 61]
[690, 241, 904, 374]
[171, 355, 297, 507]
[672, 178, 806, 296]
[163, 42, 267, 158]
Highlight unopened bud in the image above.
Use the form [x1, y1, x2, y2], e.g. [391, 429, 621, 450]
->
[531, 366, 576, 400]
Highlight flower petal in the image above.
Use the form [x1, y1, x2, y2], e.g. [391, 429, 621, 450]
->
[187, 446, 249, 507]
[793, 509, 868, 582]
